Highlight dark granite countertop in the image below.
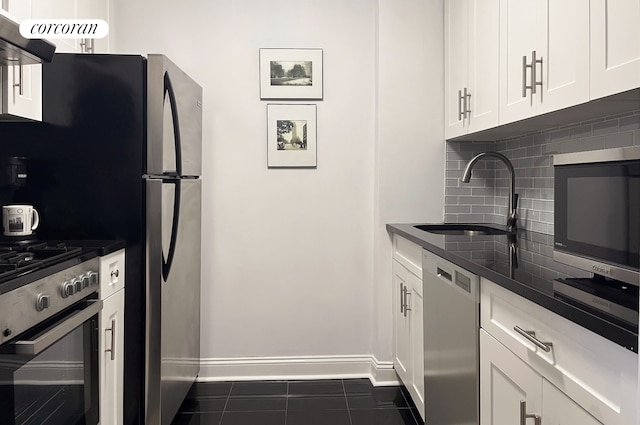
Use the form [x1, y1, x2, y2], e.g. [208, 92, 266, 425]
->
[387, 223, 638, 353]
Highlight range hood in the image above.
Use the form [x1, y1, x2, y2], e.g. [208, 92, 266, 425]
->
[0, 11, 55, 65]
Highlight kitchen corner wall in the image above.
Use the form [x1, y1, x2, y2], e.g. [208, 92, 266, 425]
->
[445, 110, 640, 234]
[111, 0, 444, 379]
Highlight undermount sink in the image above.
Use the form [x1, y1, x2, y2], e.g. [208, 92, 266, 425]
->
[414, 224, 511, 236]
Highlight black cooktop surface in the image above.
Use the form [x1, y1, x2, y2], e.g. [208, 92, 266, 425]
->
[0, 239, 125, 294]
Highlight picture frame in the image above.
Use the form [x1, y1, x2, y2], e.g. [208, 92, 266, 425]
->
[260, 48, 323, 100]
[267, 104, 317, 168]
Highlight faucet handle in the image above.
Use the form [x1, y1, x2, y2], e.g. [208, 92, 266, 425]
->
[507, 193, 519, 232]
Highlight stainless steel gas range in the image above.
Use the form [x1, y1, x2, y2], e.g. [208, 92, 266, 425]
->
[0, 240, 123, 425]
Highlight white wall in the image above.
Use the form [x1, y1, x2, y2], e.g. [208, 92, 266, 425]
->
[112, 0, 443, 380]
[374, 0, 445, 362]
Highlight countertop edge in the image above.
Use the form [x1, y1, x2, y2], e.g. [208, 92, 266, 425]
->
[387, 223, 638, 354]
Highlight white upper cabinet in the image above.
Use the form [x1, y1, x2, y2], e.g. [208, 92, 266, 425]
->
[28, 0, 110, 54]
[2, 1, 42, 121]
[445, 0, 499, 139]
[77, 0, 110, 53]
[31, 0, 79, 53]
[467, 0, 499, 133]
[444, 0, 468, 139]
[538, 0, 590, 114]
[590, 0, 640, 100]
[499, 0, 589, 124]
[2, 0, 29, 20]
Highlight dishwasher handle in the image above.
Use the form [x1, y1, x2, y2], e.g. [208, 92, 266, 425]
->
[437, 267, 452, 282]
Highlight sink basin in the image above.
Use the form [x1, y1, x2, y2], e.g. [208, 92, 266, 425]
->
[414, 224, 510, 236]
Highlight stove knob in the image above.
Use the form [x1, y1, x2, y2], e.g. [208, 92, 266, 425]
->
[89, 271, 99, 286]
[73, 279, 82, 293]
[36, 294, 50, 312]
[61, 281, 76, 298]
[82, 275, 90, 289]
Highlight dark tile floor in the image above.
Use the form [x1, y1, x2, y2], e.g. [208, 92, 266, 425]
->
[171, 379, 424, 425]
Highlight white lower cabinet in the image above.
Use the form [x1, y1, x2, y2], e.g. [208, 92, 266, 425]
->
[480, 278, 638, 425]
[393, 260, 411, 381]
[100, 288, 124, 425]
[99, 249, 125, 425]
[392, 235, 424, 421]
[480, 329, 603, 425]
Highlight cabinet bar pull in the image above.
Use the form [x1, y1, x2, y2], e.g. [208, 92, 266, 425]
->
[80, 38, 95, 53]
[458, 89, 464, 120]
[403, 290, 411, 317]
[531, 50, 543, 94]
[513, 325, 552, 352]
[105, 319, 116, 361]
[464, 87, 471, 119]
[520, 400, 541, 425]
[13, 64, 23, 96]
[523, 51, 543, 97]
[400, 282, 405, 314]
[522, 55, 529, 97]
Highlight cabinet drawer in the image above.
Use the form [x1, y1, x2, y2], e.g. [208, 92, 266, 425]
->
[100, 249, 125, 299]
[392, 234, 422, 278]
[481, 278, 637, 425]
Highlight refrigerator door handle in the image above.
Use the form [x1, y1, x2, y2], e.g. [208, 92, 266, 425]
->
[164, 72, 183, 176]
[162, 179, 181, 282]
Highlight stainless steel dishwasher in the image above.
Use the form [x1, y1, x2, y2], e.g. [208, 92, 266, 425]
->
[422, 250, 480, 425]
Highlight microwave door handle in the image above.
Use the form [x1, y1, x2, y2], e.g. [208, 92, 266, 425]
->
[11, 300, 103, 356]
[164, 72, 183, 176]
[162, 180, 181, 282]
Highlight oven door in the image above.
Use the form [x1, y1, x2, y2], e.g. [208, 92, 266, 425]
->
[0, 298, 102, 425]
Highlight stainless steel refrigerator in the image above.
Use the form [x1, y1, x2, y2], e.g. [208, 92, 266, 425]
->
[145, 55, 202, 425]
[1, 53, 203, 425]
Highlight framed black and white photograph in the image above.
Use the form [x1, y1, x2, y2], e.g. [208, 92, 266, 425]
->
[260, 48, 323, 100]
[267, 104, 317, 168]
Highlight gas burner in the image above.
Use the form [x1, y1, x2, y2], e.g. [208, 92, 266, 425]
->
[0, 251, 36, 265]
[0, 241, 86, 291]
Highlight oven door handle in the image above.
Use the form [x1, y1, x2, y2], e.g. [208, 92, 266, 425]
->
[11, 300, 103, 356]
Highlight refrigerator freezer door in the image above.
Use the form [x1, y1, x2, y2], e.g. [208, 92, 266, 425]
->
[146, 178, 202, 425]
[147, 54, 202, 177]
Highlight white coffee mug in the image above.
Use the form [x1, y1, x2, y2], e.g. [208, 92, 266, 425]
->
[2, 205, 40, 237]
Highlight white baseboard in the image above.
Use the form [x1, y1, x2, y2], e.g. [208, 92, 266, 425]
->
[197, 355, 400, 387]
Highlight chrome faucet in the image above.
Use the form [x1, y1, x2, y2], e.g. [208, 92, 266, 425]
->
[460, 152, 518, 232]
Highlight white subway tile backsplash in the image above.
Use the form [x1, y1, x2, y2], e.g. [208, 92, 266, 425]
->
[570, 125, 592, 139]
[471, 188, 495, 196]
[446, 205, 472, 214]
[619, 114, 640, 132]
[444, 111, 639, 234]
[447, 187, 473, 195]
[604, 131, 634, 148]
[550, 129, 571, 142]
[593, 119, 619, 135]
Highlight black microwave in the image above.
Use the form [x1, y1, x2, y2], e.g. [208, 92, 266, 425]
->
[554, 146, 640, 286]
